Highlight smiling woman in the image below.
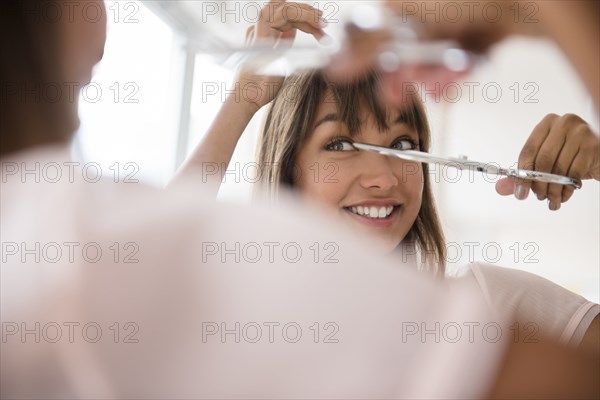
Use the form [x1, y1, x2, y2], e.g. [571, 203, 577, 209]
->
[3, 0, 600, 398]
[258, 70, 445, 269]
[173, 0, 599, 355]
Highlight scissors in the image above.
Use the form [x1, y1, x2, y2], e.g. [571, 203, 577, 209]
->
[352, 143, 583, 189]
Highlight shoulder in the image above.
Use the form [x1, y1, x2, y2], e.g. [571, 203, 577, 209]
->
[460, 262, 599, 346]
[462, 261, 588, 307]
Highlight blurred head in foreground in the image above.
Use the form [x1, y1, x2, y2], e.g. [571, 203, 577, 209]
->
[0, 0, 106, 157]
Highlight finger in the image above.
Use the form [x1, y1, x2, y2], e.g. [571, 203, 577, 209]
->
[256, 1, 287, 39]
[291, 2, 325, 29]
[275, 28, 297, 49]
[563, 147, 590, 203]
[549, 124, 586, 207]
[266, 3, 323, 32]
[547, 140, 579, 211]
[557, 149, 578, 205]
[270, 4, 325, 41]
[531, 135, 565, 205]
[256, 6, 324, 45]
[255, 2, 325, 48]
[538, 114, 582, 210]
[588, 138, 600, 180]
[560, 174, 577, 204]
[495, 177, 516, 196]
[245, 26, 256, 45]
[517, 114, 557, 201]
[280, 21, 324, 41]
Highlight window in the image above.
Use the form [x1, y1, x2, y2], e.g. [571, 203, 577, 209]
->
[74, 1, 180, 187]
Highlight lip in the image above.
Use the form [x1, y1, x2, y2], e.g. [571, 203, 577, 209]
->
[343, 205, 402, 228]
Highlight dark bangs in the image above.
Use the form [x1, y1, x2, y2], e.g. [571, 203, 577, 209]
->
[325, 71, 430, 151]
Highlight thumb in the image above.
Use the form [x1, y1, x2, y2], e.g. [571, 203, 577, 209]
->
[497, 176, 531, 200]
[495, 177, 516, 196]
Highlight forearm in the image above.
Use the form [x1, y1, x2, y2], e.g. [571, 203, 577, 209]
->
[171, 96, 257, 195]
[536, 1, 600, 114]
[579, 314, 600, 356]
[488, 338, 600, 399]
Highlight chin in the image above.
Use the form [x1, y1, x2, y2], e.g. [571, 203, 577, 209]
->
[375, 235, 404, 254]
[353, 226, 404, 255]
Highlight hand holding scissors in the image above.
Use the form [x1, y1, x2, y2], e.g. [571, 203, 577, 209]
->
[353, 113, 599, 211]
[497, 113, 600, 211]
[352, 142, 583, 188]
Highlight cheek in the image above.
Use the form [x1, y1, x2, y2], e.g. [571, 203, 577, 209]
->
[396, 162, 424, 205]
[296, 163, 347, 205]
[295, 155, 357, 207]
[411, 165, 425, 197]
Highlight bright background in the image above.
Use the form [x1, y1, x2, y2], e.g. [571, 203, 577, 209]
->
[74, 1, 599, 302]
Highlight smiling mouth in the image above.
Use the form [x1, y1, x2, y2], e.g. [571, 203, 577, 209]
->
[344, 205, 401, 219]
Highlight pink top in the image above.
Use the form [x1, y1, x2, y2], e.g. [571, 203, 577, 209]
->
[453, 262, 599, 347]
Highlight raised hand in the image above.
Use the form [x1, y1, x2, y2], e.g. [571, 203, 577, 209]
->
[235, 0, 327, 113]
[496, 113, 600, 210]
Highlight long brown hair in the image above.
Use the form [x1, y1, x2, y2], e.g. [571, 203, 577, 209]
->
[256, 70, 446, 276]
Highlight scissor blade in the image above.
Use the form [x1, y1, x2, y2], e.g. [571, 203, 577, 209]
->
[352, 143, 491, 171]
[352, 143, 433, 163]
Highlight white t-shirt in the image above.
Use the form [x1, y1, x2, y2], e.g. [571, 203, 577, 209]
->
[452, 262, 599, 347]
[1, 146, 505, 399]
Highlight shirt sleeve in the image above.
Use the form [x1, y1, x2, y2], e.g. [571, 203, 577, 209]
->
[455, 262, 599, 347]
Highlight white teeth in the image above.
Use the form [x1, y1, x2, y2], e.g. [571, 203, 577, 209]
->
[348, 205, 396, 219]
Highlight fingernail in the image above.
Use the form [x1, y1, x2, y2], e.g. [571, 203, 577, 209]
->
[515, 185, 527, 200]
[537, 193, 546, 201]
[548, 201, 560, 211]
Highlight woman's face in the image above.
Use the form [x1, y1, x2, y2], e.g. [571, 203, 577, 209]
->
[295, 94, 424, 252]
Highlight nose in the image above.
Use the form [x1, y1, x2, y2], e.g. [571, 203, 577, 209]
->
[358, 152, 400, 191]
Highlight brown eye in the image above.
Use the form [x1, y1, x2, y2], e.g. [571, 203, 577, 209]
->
[391, 138, 418, 151]
[325, 138, 355, 152]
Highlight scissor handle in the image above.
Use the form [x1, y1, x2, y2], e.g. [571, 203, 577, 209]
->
[447, 157, 583, 189]
[505, 168, 583, 189]
[352, 143, 584, 189]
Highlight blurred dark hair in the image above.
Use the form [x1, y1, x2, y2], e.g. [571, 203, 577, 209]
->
[0, 0, 76, 157]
